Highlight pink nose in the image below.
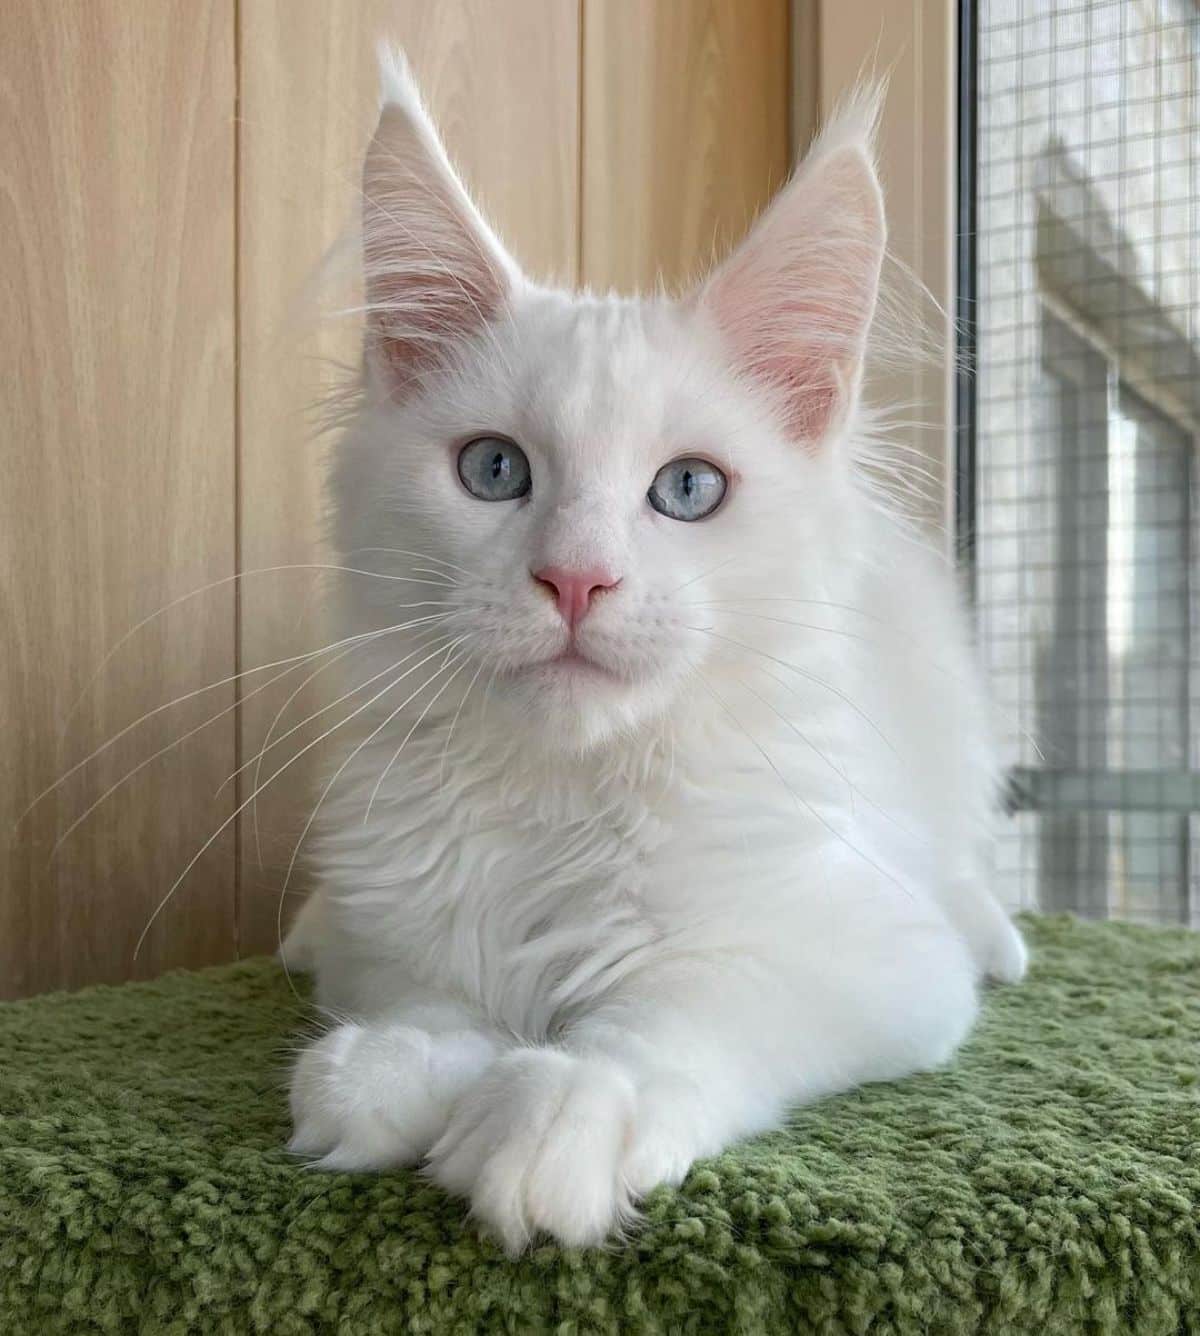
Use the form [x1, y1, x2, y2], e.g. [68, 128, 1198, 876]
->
[532, 565, 620, 629]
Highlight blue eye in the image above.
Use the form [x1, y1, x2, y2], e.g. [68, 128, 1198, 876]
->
[647, 457, 727, 521]
[457, 437, 531, 501]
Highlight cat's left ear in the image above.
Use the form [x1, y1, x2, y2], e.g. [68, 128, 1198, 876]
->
[361, 50, 523, 395]
[697, 93, 886, 448]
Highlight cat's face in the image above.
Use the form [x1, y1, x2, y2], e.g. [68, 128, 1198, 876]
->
[338, 291, 813, 750]
[334, 57, 884, 753]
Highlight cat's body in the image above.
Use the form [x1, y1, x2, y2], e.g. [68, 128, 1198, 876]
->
[285, 55, 1025, 1252]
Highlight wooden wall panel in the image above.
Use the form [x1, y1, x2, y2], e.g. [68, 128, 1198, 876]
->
[791, 0, 820, 156]
[819, 0, 957, 534]
[0, 3, 237, 997]
[581, 0, 791, 293]
[2, 1, 793, 994]
[235, 1, 580, 956]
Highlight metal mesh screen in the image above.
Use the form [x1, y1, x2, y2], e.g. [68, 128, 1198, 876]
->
[973, 0, 1200, 924]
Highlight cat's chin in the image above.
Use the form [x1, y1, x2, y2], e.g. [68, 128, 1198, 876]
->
[492, 655, 653, 754]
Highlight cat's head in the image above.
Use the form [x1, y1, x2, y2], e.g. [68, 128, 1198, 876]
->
[332, 53, 886, 754]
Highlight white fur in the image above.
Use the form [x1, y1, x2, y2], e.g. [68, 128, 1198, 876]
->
[285, 54, 1026, 1254]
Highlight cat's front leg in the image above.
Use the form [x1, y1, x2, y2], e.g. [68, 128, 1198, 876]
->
[426, 1047, 645, 1251]
[289, 1000, 505, 1171]
[425, 987, 785, 1253]
[424, 1030, 755, 1253]
[427, 911, 980, 1252]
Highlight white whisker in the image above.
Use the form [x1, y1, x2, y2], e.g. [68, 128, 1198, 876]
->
[364, 646, 475, 823]
[666, 556, 739, 597]
[688, 626, 902, 763]
[439, 658, 486, 792]
[223, 622, 450, 800]
[345, 547, 475, 579]
[268, 639, 475, 969]
[687, 606, 873, 644]
[477, 661, 502, 733]
[23, 614, 448, 830]
[132, 636, 468, 962]
[237, 625, 457, 869]
[698, 674, 911, 897]
[57, 562, 464, 747]
[734, 668, 925, 845]
[693, 597, 1043, 756]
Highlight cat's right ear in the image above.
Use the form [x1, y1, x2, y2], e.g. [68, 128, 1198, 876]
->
[362, 50, 521, 394]
[696, 88, 887, 449]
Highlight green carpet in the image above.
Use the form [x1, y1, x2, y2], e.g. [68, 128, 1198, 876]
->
[1, 915, 1197, 1334]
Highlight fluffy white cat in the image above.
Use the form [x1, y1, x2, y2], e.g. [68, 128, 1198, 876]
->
[284, 53, 1027, 1253]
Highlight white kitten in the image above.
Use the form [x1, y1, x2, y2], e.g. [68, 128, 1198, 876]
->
[285, 53, 1026, 1253]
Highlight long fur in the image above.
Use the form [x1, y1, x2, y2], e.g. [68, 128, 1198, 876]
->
[284, 53, 1027, 1254]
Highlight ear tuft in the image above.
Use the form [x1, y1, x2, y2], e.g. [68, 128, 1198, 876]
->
[362, 48, 521, 395]
[376, 44, 424, 117]
[805, 79, 885, 167]
[698, 81, 887, 448]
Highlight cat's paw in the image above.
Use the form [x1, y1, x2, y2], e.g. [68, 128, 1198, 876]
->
[620, 1072, 706, 1199]
[984, 917, 1029, 984]
[427, 1048, 674, 1253]
[289, 1021, 496, 1170]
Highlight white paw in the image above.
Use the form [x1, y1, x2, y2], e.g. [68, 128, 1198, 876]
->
[289, 1021, 495, 1170]
[427, 1048, 685, 1253]
[985, 917, 1029, 984]
[621, 1073, 705, 1199]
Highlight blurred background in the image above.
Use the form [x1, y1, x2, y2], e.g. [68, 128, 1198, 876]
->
[971, 1, 1200, 928]
[1, 0, 1196, 999]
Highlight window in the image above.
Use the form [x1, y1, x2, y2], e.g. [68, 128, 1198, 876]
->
[969, 0, 1200, 924]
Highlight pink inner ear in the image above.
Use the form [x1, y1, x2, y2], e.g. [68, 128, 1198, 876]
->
[736, 303, 852, 445]
[361, 104, 511, 395]
[702, 144, 884, 448]
[709, 275, 855, 446]
[367, 241, 502, 389]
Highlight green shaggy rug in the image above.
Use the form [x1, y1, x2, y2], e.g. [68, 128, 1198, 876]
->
[1, 915, 1197, 1334]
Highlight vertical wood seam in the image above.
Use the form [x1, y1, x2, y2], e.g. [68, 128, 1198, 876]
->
[793, 0, 821, 160]
[232, 0, 244, 957]
[915, 0, 924, 325]
[807, 0, 817, 143]
[784, 0, 793, 163]
[576, 0, 586, 288]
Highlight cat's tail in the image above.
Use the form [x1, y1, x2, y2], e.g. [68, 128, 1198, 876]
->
[279, 891, 327, 973]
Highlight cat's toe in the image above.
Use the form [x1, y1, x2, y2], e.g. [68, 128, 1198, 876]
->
[289, 1023, 365, 1160]
[621, 1074, 703, 1198]
[289, 1021, 447, 1169]
[427, 1048, 637, 1253]
[985, 918, 1029, 984]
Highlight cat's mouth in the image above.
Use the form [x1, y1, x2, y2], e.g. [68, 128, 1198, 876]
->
[533, 647, 621, 681]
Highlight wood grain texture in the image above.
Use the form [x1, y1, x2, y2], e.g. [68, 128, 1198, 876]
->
[2, 1, 794, 992]
[819, 0, 956, 534]
[235, 1, 580, 955]
[0, 2, 237, 997]
[791, 0, 819, 156]
[581, 0, 791, 293]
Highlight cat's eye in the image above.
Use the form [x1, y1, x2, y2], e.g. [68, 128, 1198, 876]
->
[647, 457, 727, 521]
[457, 437, 531, 501]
